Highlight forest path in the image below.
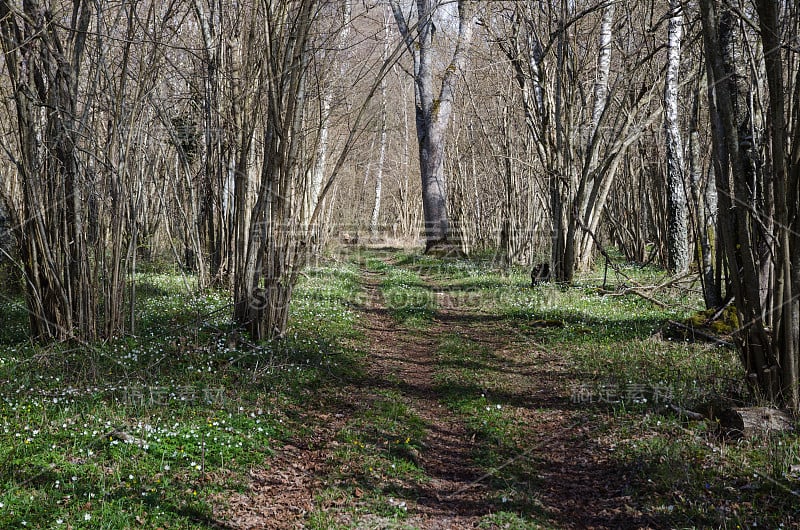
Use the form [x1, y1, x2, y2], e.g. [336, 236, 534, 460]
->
[352, 265, 494, 528]
[340, 253, 651, 529]
[218, 252, 652, 529]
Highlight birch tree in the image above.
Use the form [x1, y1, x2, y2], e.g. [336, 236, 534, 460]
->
[370, 7, 391, 239]
[663, 0, 689, 273]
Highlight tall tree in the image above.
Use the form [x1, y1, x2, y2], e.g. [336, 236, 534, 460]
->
[390, 0, 475, 251]
[700, 0, 799, 408]
[370, 7, 391, 239]
[233, 0, 318, 340]
[663, 0, 689, 273]
[0, 0, 97, 340]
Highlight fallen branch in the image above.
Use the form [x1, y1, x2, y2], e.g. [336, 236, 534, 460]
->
[599, 286, 669, 308]
[668, 403, 706, 421]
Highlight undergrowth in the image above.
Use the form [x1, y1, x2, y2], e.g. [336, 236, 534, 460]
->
[2, 248, 798, 528]
[0, 261, 363, 528]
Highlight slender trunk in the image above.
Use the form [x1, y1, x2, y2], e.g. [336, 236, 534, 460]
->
[755, 0, 798, 409]
[370, 24, 389, 238]
[308, 0, 351, 228]
[572, 1, 615, 272]
[664, 0, 689, 273]
[689, 77, 720, 308]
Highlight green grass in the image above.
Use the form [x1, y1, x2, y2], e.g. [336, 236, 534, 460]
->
[378, 267, 436, 328]
[2, 248, 799, 528]
[376, 248, 799, 528]
[307, 389, 427, 524]
[0, 261, 365, 528]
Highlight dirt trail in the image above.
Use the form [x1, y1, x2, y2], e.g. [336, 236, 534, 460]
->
[357, 270, 493, 528]
[216, 257, 653, 529]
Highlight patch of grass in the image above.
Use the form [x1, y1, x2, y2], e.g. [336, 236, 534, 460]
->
[479, 511, 547, 529]
[307, 389, 427, 524]
[421, 260, 741, 410]
[379, 267, 436, 327]
[0, 261, 365, 528]
[433, 334, 544, 520]
[291, 262, 363, 340]
[614, 427, 800, 528]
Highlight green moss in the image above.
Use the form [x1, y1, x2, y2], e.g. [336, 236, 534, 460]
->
[709, 305, 739, 334]
[684, 305, 739, 336]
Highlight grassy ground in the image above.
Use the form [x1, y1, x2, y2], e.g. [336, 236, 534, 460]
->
[0, 264, 364, 528]
[378, 250, 798, 529]
[0, 249, 797, 528]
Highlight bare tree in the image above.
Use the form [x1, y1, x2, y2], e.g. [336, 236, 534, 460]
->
[370, 7, 391, 239]
[700, 0, 799, 408]
[390, 0, 475, 251]
[0, 0, 97, 340]
[233, 0, 318, 340]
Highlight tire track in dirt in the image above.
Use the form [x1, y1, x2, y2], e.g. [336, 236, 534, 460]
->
[215, 254, 654, 529]
[366, 257, 654, 529]
[426, 283, 655, 529]
[356, 269, 493, 528]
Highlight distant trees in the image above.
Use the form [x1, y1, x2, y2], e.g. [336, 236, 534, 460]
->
[0, 0, 796, 410]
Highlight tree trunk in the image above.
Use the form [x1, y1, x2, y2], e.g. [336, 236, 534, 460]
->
[390, 0, 475, 251]
[663, 0, 689, 274]
[688, 73, 721, 309]
[754, 0, 799, 410]
[370, 10, 390, 239]
[0, 0, 99, 341]
[699, 0, 789, 404]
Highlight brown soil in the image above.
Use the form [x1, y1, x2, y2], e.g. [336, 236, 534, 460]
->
[213, 261, 656, 529]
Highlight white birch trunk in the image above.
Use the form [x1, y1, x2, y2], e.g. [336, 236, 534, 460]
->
[664, 0, 689, 273]
[370, 9, 390, 238]
[591, 2, 614, 137]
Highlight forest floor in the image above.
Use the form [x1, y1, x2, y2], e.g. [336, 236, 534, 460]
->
[226, 253, 648, 529]
[212, 249, 799, 529]
[1, 248, 799, 529]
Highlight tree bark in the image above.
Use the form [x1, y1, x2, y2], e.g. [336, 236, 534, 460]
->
[663, 0, 689, 274]
[755, 0, 799, 410]
[700, 0, 786, 404]
[390, 0, 475, 251]
[370, 9, 391, 239]
[0, 0, 98, 341]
